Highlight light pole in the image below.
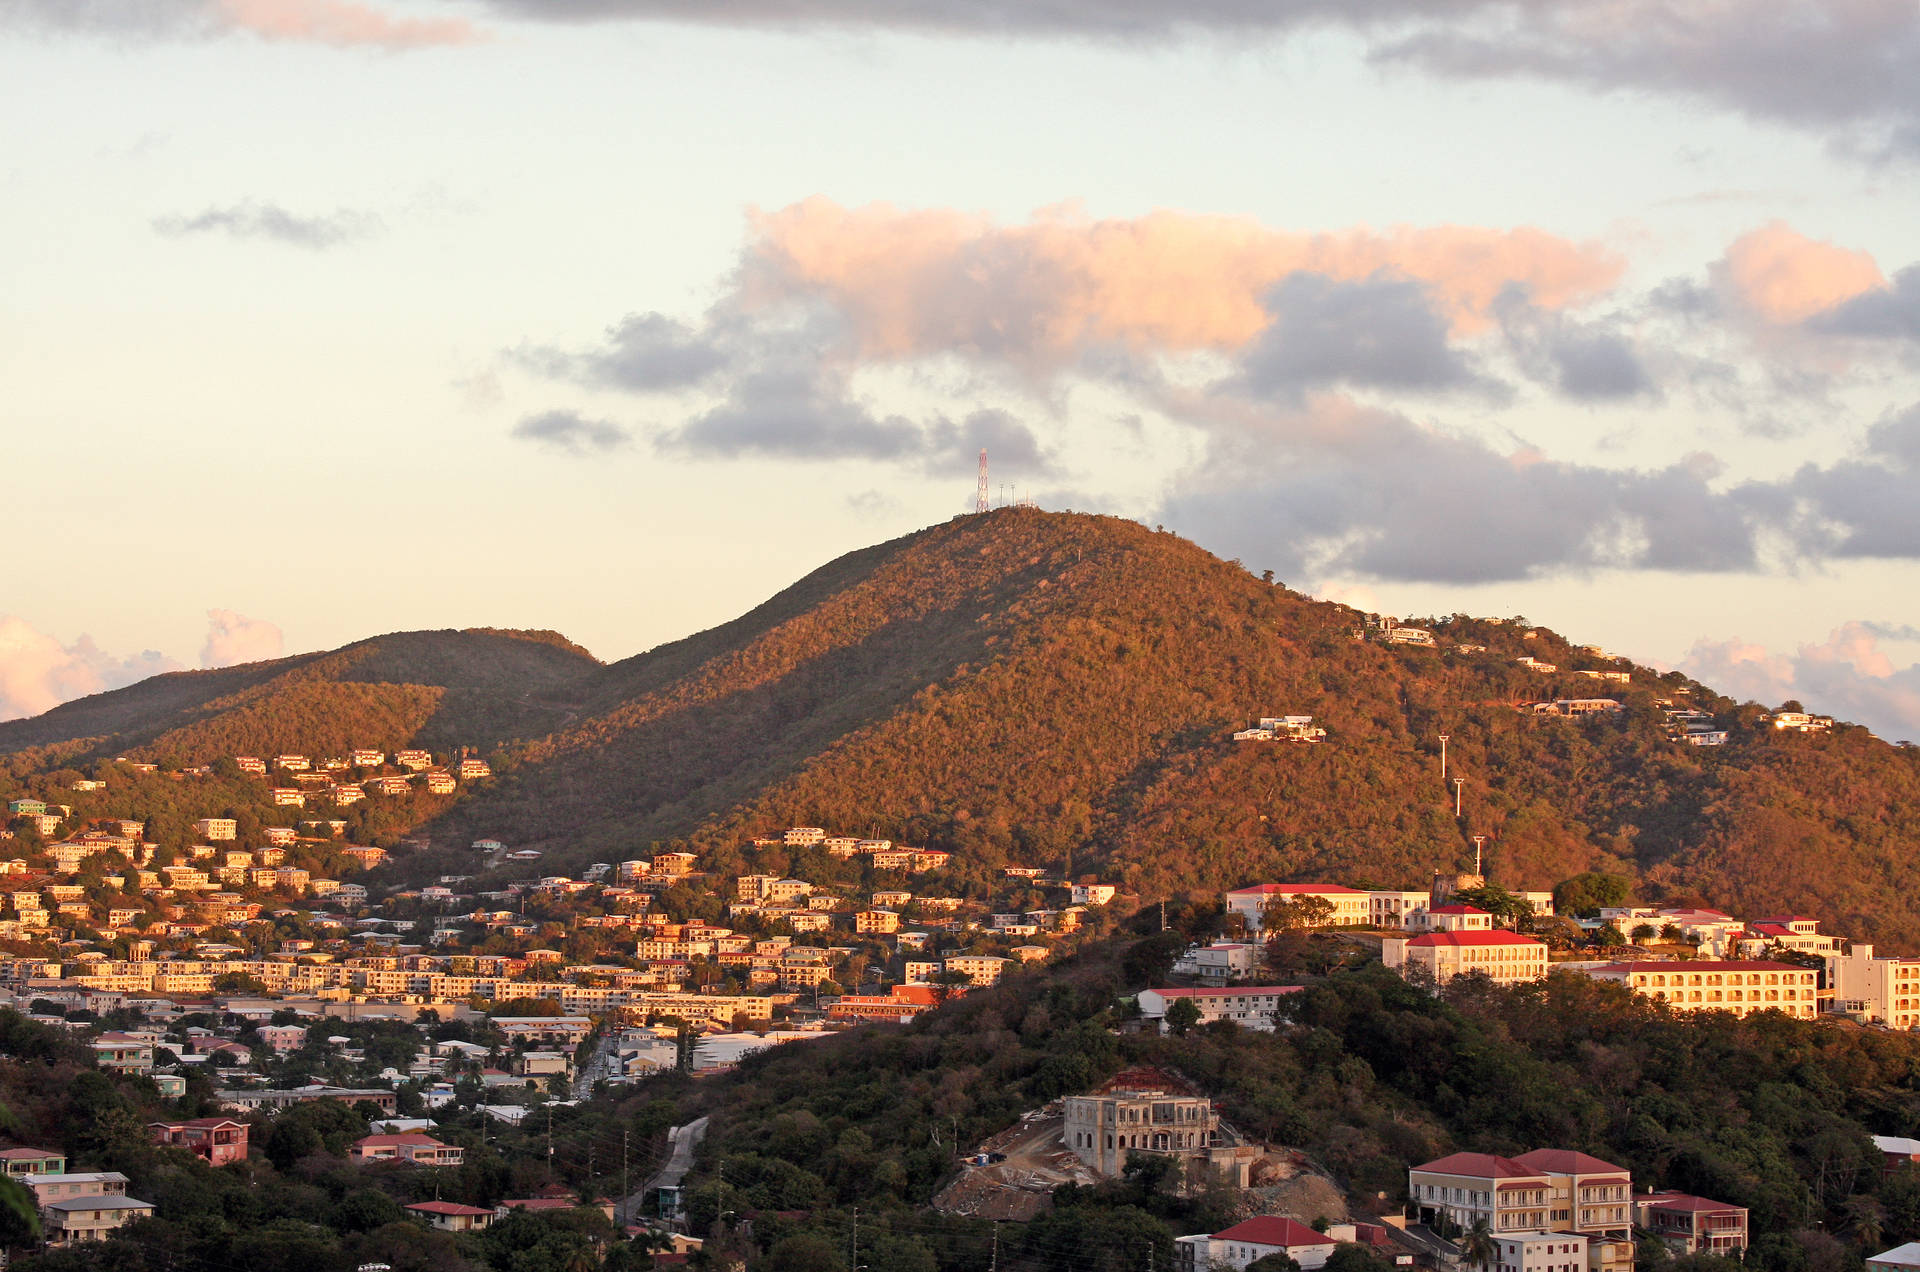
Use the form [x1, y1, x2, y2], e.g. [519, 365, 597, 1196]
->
[1453, 777, 1464, 818]
[1472, 835, 1486, 876]
[1438, 732, 1450, 784]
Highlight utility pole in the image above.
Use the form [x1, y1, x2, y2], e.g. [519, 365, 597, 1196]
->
[1472, 835, 1486, 877]
[1453, 777, 1465, 818]
[990, 1220, 1000, 1271]
[850, 1207, 859, 1271]
[1159, 900, 1167, 932]
[622, 1130, 629, 1227]
[546, 1106, 554, 1181]
[1438, 732, 1450, 783]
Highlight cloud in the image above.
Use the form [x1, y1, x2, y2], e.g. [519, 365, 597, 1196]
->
[513, 313, 731, 392]
[1238, 273, 1488, 401]
[510, 410, 634, 455]
[215, 0, 480, 47]
[1811, 265, 1920, 342]
[0, 616, 182, 722]
[200, 609, 284, 668]
[3, 0, 480, 47]
[739, 199, 1621, 365]
[152, 202, 381, 248]
[1497, 294, 1658, 402]
[465, 1, 1920, 153]
[1714, 222, 1885, 326]
[1156, 392, 1761, 585]
[1682, 622, 1920, 742]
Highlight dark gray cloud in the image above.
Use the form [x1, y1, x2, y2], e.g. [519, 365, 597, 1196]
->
[1738, 406, 1920, 559]
[510, 409, 632, 454]
[1159, 399, 1758, 584]
[1239, 274, 1487, 401]
[1497, 293, 1658, 402]
[152, 202, 380, 249]
[465, 0, 1920, 154]
[1810, 266, 1920, 341]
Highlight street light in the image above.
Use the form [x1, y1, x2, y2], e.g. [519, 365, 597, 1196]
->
[1452, 777, 1465, 818]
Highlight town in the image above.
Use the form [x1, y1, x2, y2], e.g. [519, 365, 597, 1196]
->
[0, 739, 1915, 1271]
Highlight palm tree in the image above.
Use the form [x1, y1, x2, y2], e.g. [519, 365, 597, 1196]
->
[1460, 1217, 1497, 1272]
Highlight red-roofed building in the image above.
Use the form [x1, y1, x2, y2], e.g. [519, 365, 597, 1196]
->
[1411, 1148, 1633, 1272]
[1175, 1215, 1337, 1270]
[406, 1200, 494, 1232]
[1225, 883, 1369, 932]
[1382, 930, 1547, 986]
[1636, 1191, 1749, 1255]
[1582, 960, 1817, 1019]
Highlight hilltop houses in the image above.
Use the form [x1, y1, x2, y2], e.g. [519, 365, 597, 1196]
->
[1233, 715, 1327, 743]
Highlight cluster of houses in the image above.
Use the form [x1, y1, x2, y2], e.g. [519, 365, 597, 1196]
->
[1233, 716, 1329, 743]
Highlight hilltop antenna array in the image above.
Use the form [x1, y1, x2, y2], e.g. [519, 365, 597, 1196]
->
[976, 450, 990, 514]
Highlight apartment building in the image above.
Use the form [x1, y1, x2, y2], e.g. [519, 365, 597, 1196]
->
[1583, 961, 1817, 1019]
[1410, 1149, 1632, 1272]
[1382, 931, 1548, 986]
[1827, 944, 1920, 1028]
[43, 1195, 154, 1245]
[1137, 986, 1303, 1032]
[1225, 883, 1370, 932]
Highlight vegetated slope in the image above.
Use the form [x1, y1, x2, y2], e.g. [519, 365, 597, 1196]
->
[0, 629, 600, 772]
[426, 508, 1920, 945]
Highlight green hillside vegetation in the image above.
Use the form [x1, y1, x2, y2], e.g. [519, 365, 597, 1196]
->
[543, 930, 1920, 1271]
[9, 511, 1920, 945]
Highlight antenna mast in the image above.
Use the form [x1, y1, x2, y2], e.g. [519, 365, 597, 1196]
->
[976, 450, 989, 514]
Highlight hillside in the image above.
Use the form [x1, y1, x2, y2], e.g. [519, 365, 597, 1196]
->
[0, 629, 601, 776]
[9, 510, 1920, 943]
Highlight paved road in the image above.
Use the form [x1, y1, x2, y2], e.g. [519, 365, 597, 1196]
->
[617, 1116, 708, 1227]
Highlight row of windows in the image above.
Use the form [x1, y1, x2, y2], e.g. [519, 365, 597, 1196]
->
[1635, 972, 1809, 987]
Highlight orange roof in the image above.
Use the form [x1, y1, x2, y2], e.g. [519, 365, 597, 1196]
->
[1405, 930, 1543, 947]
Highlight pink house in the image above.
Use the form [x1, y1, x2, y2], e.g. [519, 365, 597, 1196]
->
[149, 1119, 249, 1165]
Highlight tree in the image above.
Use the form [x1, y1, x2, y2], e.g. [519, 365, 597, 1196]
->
[1249, 1254, 1304, 1272]
[1460, 1218, 1497, 1272]
[762, 1233, 846, 1272]
[1554, 873, 1631, 919]
[1165, 997, 1203, 1037]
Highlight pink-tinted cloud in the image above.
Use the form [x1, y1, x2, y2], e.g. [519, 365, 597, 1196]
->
[216, 0, 481, 48]
[740, 199, 1625, 363]
[1715, 221, 1885, 325]
[201, 609, 284, 668]
[1681, 621, 1920, 742]
[0, 617, 183, 723]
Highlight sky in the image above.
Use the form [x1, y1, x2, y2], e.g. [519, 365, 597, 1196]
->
[4, 0, 1920, 736]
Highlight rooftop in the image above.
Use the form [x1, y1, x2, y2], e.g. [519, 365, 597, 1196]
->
[1213, 1216, 1331, 1248]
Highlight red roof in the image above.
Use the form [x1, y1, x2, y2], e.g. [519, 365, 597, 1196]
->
[1427, 905, 1489, 915]
[1413, 1151, 1542, 1180]
[1405, 930, 1544, 948]
[1642, 1192, 1743, 1213]
[1149, 986, 1304, 999]
[1513, 1149, 1629, 1176]
[1230, 883, 1364, 896]
[407, 1201, 491, 1216]
[1213, 1217, 1332, 1248]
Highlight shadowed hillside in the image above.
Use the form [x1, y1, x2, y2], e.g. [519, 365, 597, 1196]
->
[0, 628, 600, 773]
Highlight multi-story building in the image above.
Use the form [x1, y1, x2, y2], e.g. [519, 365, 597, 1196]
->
[1410, 1149, 1632, 1272]
[24, 1172, 128, 1207]
[1827, 945, 1920, 1028]
[149, 1119, 248, 1165]
[1225, 883, 1370, 932]
[1583, 961, 1816, 1019]
[1136, 986, 1303, 1032]
[1493, 1231, 1589, 1272]
[1063, 1068, 1261, 1186]
[43, 1195, 154, 1245]
[1382, 931, 1548, 986]
[1636, 1192, 1748, 1256]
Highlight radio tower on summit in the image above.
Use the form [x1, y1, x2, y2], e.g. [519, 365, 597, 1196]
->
[976, 449, 990, 513]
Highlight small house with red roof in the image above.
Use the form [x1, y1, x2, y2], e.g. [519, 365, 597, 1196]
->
[1636, 1191, 1749, 1255]
[406, 1200, 493, 1232]
[1174, 1215, 1336, 1270]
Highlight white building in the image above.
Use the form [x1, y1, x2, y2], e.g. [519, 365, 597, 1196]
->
[1175, 1217, 1337, 1271]
[1137, 986, 1302, 1031]
[1225, 883, 1370, 932]
[1827, 944, 1920, 1029]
